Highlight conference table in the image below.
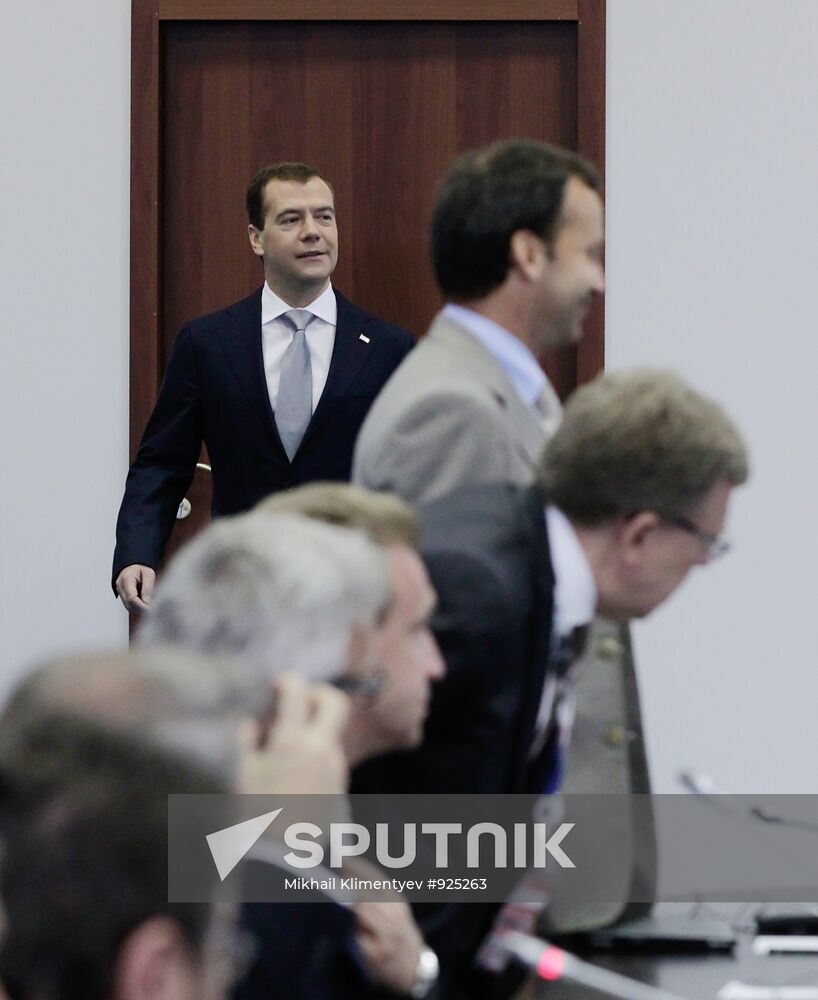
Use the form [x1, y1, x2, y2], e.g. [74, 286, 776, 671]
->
[533, 911, 818, 999]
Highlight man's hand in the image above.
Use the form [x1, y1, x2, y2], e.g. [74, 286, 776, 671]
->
[115, 564, 156, 612]
[237, 674, 350, 796]
[354, 900, 425, 995]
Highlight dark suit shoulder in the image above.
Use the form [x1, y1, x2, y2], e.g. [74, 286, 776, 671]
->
[334, 290, 415, 355]
[424, 544, 519, 636]
[420, 483, 545, 628]
[238, 896, 376, 1000]
[183, 288, 262, 337]
[420, 482, 533, 550]
[182, 286, 412, 349]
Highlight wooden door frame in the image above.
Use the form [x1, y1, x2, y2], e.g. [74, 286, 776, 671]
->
[130, 0, 606, 458]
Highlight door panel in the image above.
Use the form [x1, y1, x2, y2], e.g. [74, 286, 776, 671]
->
[161, 21, 578, 351]
[130, 0, 605, 568]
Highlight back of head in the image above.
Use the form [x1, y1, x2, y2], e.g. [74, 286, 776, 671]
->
[257, 482, 418, 549]
[0, 712, 225, 1000]
[138, 511, 391, 685]
[1, 647, 249, 784]
[538, 369, 749, 523]
[431, 138, 598, 300]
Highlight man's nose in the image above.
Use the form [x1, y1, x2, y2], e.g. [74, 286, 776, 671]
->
[593, 260, 605, 294]
[428, 638, 446, 680]
[300, 214, 320, 239]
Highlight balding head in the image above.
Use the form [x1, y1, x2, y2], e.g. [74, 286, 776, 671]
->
[1, 647, 248, 781]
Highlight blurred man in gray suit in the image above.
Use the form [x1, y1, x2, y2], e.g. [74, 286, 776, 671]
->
[353, 139, 650, 932]
[354, 139, 602, 499]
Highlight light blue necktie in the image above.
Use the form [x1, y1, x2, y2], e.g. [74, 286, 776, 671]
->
[275, 309, 314, 461]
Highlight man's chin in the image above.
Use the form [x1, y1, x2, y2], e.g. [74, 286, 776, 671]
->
[296, 255, 334, 274]
[401, 725, 425, 751]
[566, 318, 587, 344]
[538, 321, 581, 352]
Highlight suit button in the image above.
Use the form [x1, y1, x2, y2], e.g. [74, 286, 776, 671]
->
[605, 726, 636, 747]
[596, 637, 623, 660]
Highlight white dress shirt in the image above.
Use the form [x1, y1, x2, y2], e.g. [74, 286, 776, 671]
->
[546, 505, 597, 640]
[261, 282, 337, 413]
[531, 505, 597, 754]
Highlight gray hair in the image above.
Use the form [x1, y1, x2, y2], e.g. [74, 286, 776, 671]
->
[138, 511, 392, 686]
[538, 369, 749, 525]
[1, 646, 246, 781]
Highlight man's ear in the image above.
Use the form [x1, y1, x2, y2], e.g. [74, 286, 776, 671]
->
[345, 623, 379, 684]
[509, 230, 547, 282]
[618, 511, 662, 562]
[113, 915, 195, 1000]
[247, 224, 264, 257]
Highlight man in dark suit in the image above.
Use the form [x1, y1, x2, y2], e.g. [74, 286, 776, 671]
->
[113, 161, 414, 611]
[355, 369, 750, 998]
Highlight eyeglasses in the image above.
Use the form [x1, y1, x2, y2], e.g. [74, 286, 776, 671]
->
[663, 515, 731, 561]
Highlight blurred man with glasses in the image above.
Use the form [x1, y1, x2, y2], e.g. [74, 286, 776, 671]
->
[354, 368, 749, 999]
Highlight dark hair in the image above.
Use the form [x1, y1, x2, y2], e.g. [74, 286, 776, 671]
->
[431, 139, 598, 300]
[538, 370, 749, 525]
[0, 713, 225, 1000]
[246, 161, 334, 229]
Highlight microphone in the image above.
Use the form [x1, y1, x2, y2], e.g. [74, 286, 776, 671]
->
[680, 769, 818, 834]
[682, 769, 818, 851]
[678, 768, 818, 875]
[679, 768, 818, 930]
[501, 931, 692, 999]
[677, 769, 717, 796]
[750, 805, 818, 836]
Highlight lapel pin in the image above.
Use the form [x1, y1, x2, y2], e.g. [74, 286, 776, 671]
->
[358, 333, 371, 344]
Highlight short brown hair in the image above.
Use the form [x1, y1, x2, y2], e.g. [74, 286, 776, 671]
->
[432, 139, 599, 300]
[257, 483, 418, 549]
[538, 370, 749, 525]
[246, 161, 334, 230]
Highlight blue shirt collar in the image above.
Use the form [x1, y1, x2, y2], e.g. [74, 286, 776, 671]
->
[442, 303, 547, 409]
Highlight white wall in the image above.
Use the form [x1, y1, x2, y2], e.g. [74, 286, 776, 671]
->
[0, 0, 131, 687]
[3, 0, 816, 793]
[607, 0, 818, 792]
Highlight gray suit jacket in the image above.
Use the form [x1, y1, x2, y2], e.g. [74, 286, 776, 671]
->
[353, 313, 545, 503]
[353, 311, 655, 931]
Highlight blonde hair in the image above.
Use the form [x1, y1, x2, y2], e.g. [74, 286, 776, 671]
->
[257, 482, 419, 548]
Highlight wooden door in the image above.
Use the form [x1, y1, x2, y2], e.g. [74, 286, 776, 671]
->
[130, 0, 605, 562]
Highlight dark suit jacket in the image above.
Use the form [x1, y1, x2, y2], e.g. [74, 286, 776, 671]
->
[352, 482, 557, 999]
[355, 481, 557, 798]
[234, 857, 396, 1000]
[235, 900, 364, 1000]
[112, 288, 413, 583]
